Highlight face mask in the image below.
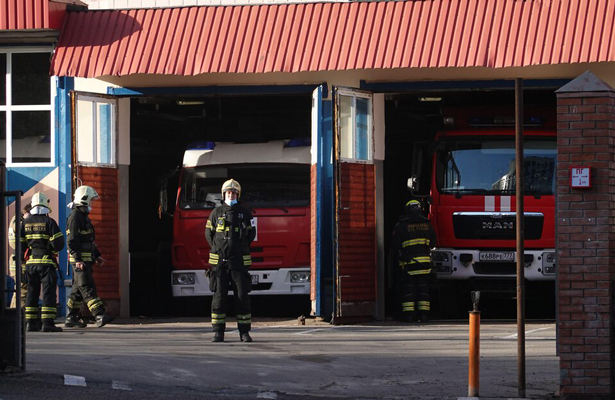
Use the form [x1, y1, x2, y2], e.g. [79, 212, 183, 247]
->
[225, 199, 238, 206]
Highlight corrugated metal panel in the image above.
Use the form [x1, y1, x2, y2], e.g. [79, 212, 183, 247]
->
[51, 0, 615, 78]
[78, 166, 120, 300]
[0, 0, 75, 31]
[0, 0, 49, 30]
[336, 163, 376, 317]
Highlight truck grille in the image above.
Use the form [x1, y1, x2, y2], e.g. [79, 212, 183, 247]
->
[453, 212, 543, 240]
[472, 262, 516, 275]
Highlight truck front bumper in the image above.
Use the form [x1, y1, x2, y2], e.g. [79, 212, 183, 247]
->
[172, 268, 311, 297]
[432, 248, 556, 281]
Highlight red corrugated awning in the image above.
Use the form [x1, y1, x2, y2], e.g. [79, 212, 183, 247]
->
[0, 0, 85, 31]
[51, 0, 615, 78]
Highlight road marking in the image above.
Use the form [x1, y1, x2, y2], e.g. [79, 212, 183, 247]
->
[112, 381, 132, 391]
[64, 374, 86, 387]
[294, 328, 331, 335]
[257, 391, 278, 399]
[500, 327, 551, 339]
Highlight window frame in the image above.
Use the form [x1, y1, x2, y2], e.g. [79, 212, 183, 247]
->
[0, 46, 56, 167]
[74, 93, 117, 167]
[336, 88, 373, 164]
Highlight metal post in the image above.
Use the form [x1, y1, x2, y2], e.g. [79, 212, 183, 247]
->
[515, 78, 526, 398]
[14, 194, 24, 369]
[468, 291, 481, 397]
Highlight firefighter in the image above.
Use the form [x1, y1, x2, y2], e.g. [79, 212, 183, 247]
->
[390, 199, 436, 323]
[206, 179, 256, 343]
[8, 203, 32, 308]
[20, 192, 65, 332]
[65, 185, 114, 328]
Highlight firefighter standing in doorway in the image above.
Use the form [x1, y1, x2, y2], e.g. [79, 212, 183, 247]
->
[65, 185, 114, 328]
[8, 203, 32, 308]
[20, 192, 65, 332]
[206, 179, 256, 343]
[390, 199, 436, 323]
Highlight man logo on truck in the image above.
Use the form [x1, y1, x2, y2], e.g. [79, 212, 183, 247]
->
[482, 222, 514, 229]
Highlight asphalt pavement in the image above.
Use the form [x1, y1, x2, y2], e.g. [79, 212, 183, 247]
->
[0, 317, 559, 400]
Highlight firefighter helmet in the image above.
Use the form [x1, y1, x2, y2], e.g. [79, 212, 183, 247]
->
[405, 199, 422, 214]
[73, 185, 99, 206]
[221, 179, 241, 198]
[31, 192, 50, 208]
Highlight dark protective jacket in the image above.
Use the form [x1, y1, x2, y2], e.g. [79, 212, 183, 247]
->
[67, 207, 101, 264]
[205, 202, 256, 270]
[390, 213, 436, 275]
[20, 214, 64, 266]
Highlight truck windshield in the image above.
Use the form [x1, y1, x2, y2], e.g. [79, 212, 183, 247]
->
[179, 164, 310, 209]
[435, 137, 556, 195]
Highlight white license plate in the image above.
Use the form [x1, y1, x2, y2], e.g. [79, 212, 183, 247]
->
[479, 252, 515, 262]
[251, 274, 259, 284]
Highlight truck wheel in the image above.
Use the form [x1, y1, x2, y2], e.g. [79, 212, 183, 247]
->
[436, 282, 461, 319]
[155, 241, 174, 316]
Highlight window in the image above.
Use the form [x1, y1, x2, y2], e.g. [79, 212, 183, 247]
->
[337, 90, 373, 162]
[0, 49, 55, 165]
[435, 137, 557, 195]
[76, 95, 116, 166]
[179, 164, 310, 210]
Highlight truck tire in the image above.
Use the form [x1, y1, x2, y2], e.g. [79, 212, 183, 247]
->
[155, 241, 174, 316]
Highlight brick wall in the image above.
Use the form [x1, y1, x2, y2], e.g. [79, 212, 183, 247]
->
[556, 72, 615, 399]
[77, 166, 120, 314]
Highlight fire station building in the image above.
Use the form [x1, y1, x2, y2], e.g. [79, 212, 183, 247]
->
[3, 0, 615, 398]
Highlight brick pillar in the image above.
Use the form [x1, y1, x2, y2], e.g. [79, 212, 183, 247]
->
[556, 71, 615, 399]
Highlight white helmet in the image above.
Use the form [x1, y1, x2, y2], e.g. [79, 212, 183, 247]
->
[221, 179, 241, 198]
[73, 185, 99, 206]
[31, 192, 50, 208]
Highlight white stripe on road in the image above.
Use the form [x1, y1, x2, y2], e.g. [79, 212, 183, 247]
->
[257, 391, 278, 399]
[112, 381, 132, 391]
[500, 327, 551, 339]
[294, 328, 334, 335]
[64, 374, 86, 387]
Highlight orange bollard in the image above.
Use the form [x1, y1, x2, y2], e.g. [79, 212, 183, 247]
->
[468, 310, 480, 397]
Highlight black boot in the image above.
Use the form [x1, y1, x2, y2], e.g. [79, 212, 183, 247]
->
[95, 314, 115, 328]
[212, 331, 224, 342]
[240, 332, 253, 342]
[418, 313, 429, 323]
[42, 321, 63, 332]
[65, 316, 87, 328]
[26, 320, 42, 332]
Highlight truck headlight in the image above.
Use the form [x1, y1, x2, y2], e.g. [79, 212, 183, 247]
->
[432, 251, 453, 275]
[290, 271, 310, 283]
[432, 251, 450, 262]
[541, 252, 556, 275]
[173, 273, 196, 285]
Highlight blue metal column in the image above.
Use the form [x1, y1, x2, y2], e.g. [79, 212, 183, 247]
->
[315, 92, 334, 320]
[56, 76, 74, 317]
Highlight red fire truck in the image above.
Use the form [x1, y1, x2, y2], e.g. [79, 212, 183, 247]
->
[420, 124, 556, 309]
[170, 140, 311, 297]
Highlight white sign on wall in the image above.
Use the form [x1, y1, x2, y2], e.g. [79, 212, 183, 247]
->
[570, 167, 591, 189]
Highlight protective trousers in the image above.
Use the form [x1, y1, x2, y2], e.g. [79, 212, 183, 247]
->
[211, 265, 251, 333]
[9, 257, 27, 308]
[401, 272, 430, 316]
[25, 264, 58, 323]
[67, 263, 105, 317]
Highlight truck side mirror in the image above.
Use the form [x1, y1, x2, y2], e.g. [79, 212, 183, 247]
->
[408, 176, 419, 191]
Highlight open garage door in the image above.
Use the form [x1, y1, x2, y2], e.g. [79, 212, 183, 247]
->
[333, 87, 376, 320]
[71, 92, 120, 307]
